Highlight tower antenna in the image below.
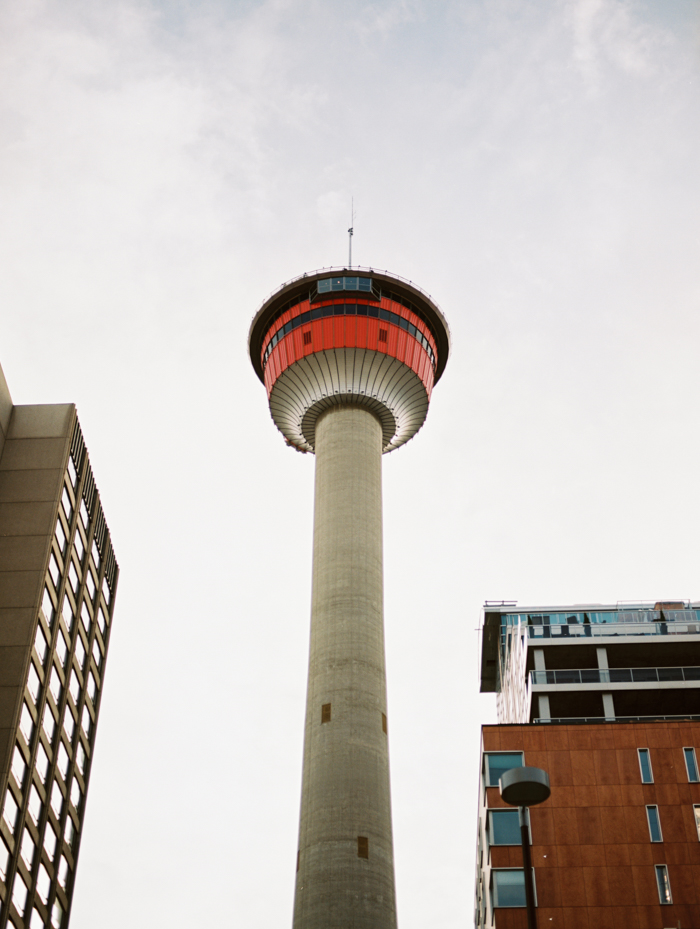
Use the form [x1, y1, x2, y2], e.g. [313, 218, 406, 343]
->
[348, 197, 354, 268]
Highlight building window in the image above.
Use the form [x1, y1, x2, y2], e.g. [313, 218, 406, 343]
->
[303, 330, 312, 345]
[44, 822, 57, 861]
[357, 836, 369, 858]
[12, 871, 28, 917]
[70, 778, 81, 811]
[684, 747, 699, 783]
[62, 597, 74, 631]
[56, 631, 68, 667]
[638, 748, 653, 783]
[63, 710, 76, 743]
[20, 828, 35, 870]
[42, 587, 55, 625]
[35, 625, 48, 664]
[379, 328, 388, 342]
[20, 701, 35, 744]
[67, 455, 78, 489]
[49, 666, 62, 704]
[27, 663, 41, 703]
[30, 907, 44, 929]
[28, 785, 42, 825]
[0, 838, 9, 881]
[655, 864, 672, 904]
[42, 705, 56, 744]
[91, 540, 100, 572]
[485, 752, 524, 788]
[57, 743, 69, 779]
[48, 554, 60, 587]
[74, 531, 85, 563]
[68, 562, 79, 594]
[491, 869, 535, 908]
[51, 899, 63, 928]
[488, 809, 523, 845]
[647, 806, 663, 842]
[69, 671, 80, 704]
[36, 745, 49, 783]
[61, 487, 73, 522]
[11, 745, 27, 789]
[55, 519, 66, 555]
[36, 864, 51, 903]
[76, 742, 86, 776]
[79, 499, 89, 530]
[50, 782, 63, 819]
[2, 791, 18, 833]
[75, 636, 86, 670]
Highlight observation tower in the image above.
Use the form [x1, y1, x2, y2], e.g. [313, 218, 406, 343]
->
[248, 267, 450, 929]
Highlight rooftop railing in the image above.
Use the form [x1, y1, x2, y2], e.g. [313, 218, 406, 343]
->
[525, 619, 700, 640]
[530, 667, 700, 686]
[532, 714, 700, 725]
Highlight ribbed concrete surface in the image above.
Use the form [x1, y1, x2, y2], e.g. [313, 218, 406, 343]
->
[293, 405, 397, 929]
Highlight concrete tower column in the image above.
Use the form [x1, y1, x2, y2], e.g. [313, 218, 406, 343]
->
[293, 404, 397, 929]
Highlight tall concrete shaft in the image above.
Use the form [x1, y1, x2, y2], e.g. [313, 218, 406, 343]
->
[248, 267, 450, 929]
[294, 405, 396, 929]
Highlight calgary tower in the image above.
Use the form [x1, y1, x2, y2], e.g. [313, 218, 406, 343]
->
[248, 267, 450, 929]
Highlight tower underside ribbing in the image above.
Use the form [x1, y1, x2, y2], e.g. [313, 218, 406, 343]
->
[294, 405, 397, 929]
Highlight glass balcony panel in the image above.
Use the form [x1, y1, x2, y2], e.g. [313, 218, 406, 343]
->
[683, 667, 700, 680]
[609, 669, 632, 682]
[632, 668, 659, 682]
[580, 669, 602, 683]
[555, 670, 581, 684]
[658, 667, 684, 681]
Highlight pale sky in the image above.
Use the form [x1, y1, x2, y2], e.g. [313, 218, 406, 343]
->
[1, 1, 699, 927]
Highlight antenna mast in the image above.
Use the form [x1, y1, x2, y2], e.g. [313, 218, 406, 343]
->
[348, 198, 354, 268]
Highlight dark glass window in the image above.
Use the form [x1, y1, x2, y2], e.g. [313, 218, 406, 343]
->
[684, 747, 699, 783]
[492, 870, 528, 907]
[638, 749, 653, 783]
[647, 806, 662, 842]
[655, 865, 672, 904]
[485, 752, 524, 787]
[489, 810, 521, 845]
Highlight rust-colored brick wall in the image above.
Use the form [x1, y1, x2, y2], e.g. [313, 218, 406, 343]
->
[484, 721, 700, 929]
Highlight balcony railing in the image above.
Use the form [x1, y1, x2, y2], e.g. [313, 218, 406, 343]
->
[526, 620, 700, 640]
[530, 667, 700, 686]
[533, 714, 700, 725]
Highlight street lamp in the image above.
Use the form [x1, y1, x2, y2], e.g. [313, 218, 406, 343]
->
[499, 767, 550, 929]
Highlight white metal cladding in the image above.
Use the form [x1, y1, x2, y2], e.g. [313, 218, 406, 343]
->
[267, 348, 430, 453]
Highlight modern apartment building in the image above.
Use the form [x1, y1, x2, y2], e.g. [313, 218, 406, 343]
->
[476, 602, 700, 928]
[0, 364, 118, 929]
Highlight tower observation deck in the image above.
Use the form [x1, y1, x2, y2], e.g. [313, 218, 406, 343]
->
[249, 267, 450, 929]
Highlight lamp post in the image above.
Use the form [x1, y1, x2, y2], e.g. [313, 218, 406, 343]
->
[499, 767, 551, 929]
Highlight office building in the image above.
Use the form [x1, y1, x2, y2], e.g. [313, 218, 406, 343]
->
[0, 363, 118, 929]
[248, 267, 450, 929]
[476, 601, 700, 928]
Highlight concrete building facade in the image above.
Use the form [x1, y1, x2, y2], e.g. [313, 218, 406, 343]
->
[0, 364, 118, 929]
[248, 267, 450, 929]
[476, 602, 700, 928]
